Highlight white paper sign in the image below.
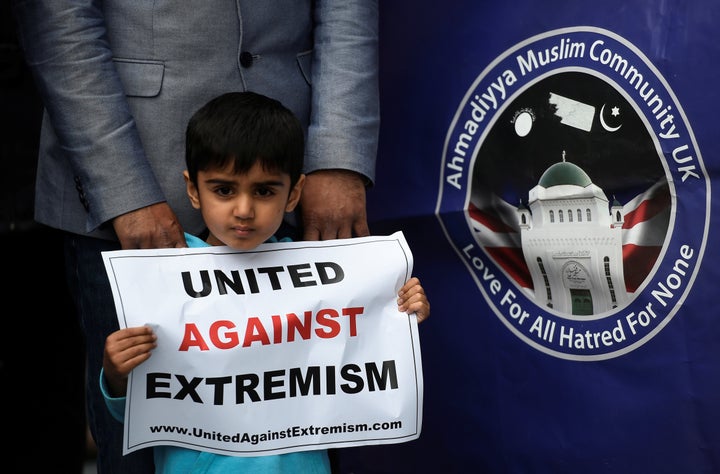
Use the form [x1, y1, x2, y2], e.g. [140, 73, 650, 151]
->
[102, 231, 423, 456]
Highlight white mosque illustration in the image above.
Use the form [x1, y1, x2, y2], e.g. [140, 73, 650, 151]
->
[517, 152, 628, 316]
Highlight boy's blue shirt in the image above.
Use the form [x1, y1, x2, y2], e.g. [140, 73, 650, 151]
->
[100, 232, 330, 473]
[184, 232, 289, 247]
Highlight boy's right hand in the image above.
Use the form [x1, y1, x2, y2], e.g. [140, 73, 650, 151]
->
[103, 326, 157, 397]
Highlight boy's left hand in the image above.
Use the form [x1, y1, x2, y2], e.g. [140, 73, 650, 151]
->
[397, 277, 430, 324]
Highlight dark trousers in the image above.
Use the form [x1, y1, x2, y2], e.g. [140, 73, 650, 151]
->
[64, 233, 154, 474]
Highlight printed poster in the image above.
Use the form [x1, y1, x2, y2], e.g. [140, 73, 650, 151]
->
[102, 231, 423, 456]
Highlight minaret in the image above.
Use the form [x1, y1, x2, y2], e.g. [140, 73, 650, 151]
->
[518, 199, 531, 230]
[611, 196, 624, 228]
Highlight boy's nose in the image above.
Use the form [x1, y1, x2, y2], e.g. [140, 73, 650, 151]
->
[233, 195, 254, 218]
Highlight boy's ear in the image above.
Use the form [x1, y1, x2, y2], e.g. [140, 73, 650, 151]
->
[285, 174, 305, 212]
[184, 170, 201, 209]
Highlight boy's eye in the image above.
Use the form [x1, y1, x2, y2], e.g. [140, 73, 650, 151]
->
[255, 186, 275, 197]
[214, 186, 234, 197]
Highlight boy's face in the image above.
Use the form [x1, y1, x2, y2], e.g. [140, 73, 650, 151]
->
[184, 161, 304, 249]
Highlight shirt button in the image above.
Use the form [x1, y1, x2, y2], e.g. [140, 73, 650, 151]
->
[240, 51, 254, 68]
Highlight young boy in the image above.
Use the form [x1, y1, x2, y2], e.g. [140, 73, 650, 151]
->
[101, 91, 430, 473]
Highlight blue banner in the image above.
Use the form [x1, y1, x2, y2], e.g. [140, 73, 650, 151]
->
[339, 2, 720, 472]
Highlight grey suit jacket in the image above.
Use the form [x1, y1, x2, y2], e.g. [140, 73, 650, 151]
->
[12, 0, 379, 239]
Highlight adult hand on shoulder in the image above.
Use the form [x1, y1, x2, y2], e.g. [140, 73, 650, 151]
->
[113, 202, 187, 249]
[301, 169, 370, 241]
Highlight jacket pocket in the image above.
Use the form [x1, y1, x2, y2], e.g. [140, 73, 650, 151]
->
[296, 49, 313, 86]
[113, 58, 165, 97]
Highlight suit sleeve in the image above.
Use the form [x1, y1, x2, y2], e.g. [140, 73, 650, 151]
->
[11, 0, 165, 231]
[306, 0, 380, 185]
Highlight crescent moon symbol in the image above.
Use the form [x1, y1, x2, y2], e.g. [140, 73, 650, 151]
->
[599, 104, 622, 132]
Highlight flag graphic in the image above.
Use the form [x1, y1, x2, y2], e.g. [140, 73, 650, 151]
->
[620, 179, 671, 292]
[549, 92, 596, 132]
[467, 178, 671, 293]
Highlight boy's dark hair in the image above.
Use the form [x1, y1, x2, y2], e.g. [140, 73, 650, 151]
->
[185, 91, 304, 186]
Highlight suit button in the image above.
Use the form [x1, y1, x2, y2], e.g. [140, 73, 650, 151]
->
[240, 51, 254, 68]
[74, 176, 90, 211]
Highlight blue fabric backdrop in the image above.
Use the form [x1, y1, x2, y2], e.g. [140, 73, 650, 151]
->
[337, 2, 720, 472]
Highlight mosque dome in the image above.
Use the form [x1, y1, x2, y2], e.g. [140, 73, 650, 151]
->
[538, 161, 592, 188]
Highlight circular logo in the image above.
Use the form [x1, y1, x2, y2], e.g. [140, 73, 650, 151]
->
[436, 27, 710, 360]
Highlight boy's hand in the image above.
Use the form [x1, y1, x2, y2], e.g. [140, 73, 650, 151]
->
[103, 326, 157, 397]
[397, 277, 430, 324]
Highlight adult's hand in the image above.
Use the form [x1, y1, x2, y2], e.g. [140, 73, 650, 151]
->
[112, 202, 187, 249]
[300, 169, 369, 241]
